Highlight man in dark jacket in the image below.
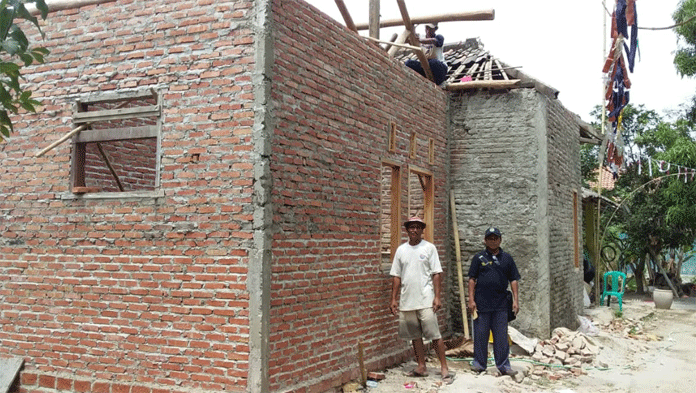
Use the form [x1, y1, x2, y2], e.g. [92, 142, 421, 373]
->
[467, 227, 520, 376]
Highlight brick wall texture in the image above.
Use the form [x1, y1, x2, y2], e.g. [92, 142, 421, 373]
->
[269, 0, 449, 391]
[449, 89, 583, 339]
[0, 1, 451, 392]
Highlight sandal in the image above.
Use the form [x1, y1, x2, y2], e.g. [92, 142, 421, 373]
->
[441, 372, 455, 385]
[406, 369, 428, 377]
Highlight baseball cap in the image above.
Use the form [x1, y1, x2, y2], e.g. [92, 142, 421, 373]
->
[404, 216, 426, 228]
[484, 227, 502, 238]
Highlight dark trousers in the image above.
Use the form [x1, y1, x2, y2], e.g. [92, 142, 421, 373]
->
[472, 310, 511, 371]
[405, 59, 448, 85]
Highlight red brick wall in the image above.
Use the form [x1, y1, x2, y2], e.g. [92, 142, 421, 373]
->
[1, 0, 451, 391]
[1, 1, 256, 392]
[269, 1, 449, 391]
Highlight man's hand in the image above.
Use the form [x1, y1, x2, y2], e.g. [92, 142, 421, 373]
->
[432, 297, 442, 312]
[512, 299, 519, 315]
[467, 299, 477, 313]
[390, 300, 399, 316]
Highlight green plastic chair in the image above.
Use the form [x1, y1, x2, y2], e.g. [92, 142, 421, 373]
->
[600, 271, 627, 311]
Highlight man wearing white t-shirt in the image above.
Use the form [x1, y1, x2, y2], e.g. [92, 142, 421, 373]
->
[390, 216, 453, 384]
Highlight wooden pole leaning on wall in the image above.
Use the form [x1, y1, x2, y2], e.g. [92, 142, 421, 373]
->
[35, 100, 130, 158]
[355, 9, 495, 30]
[35, 123, 88, 157]
[450, 190, 470, 339]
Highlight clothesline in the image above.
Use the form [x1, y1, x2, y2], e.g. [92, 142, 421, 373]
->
[636, 157, 696, 183]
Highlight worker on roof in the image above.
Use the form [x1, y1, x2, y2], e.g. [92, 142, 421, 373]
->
[405, 23, 448, 85]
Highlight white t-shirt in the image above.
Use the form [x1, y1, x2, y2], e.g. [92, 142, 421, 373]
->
[390, 240, 443, 311]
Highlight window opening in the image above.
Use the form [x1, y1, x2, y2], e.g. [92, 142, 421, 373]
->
[71, 90, 161, 194]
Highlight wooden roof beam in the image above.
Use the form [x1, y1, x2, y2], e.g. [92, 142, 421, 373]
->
[446, 79, 522, 91]
[334, 0, 358, 33]
[355, 9, 495, 30]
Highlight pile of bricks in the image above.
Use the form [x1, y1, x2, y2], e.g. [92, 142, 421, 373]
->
[530, 327, 600, 369]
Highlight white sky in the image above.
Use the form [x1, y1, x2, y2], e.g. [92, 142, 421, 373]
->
[304, 0, 696, 122]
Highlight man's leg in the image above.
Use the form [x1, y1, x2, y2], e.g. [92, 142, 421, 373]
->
[412, 338, 427, 375]
[472, 312, 491, 371]
[432, 338, 450, 377]
[490, 310, 514, 373]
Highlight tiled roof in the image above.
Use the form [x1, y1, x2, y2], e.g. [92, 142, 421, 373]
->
[393, 37, 513, 85]
[588, 166, 617, 191]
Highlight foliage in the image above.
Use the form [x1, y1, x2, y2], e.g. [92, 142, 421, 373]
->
[673, 0, 696, 122]
[0, 0, 49, 142]
[674, 0, 696, 77]
[612, 115, 696, 263]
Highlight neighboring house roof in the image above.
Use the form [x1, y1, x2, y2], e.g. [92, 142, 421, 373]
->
[588, 166, 617, 191]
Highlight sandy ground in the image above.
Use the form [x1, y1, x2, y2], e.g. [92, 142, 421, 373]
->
[355, 294, 696, 393]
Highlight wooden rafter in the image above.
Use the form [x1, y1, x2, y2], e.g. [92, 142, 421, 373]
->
[355, 9, 495, 30]
[334, 0, 358, 32]
[396, 0, 434, 82]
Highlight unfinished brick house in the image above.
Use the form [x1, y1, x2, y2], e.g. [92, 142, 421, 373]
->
[0, 0, 596, 392]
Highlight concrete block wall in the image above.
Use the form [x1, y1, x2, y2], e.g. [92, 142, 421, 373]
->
[545, 99, 584, 330]
[269, 1, 450, 391]
[1, 1, 259, 392]
[449, 88, 572, 339]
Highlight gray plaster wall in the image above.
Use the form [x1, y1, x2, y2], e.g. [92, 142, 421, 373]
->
[545, 98, 585, 330]
[448, 88, 582, 339]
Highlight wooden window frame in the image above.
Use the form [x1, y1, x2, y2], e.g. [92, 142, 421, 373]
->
[409, 165, 434, 242]
[70, 89, 162, 195]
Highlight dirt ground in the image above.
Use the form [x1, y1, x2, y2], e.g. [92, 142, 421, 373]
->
[353, 293, 696, 393]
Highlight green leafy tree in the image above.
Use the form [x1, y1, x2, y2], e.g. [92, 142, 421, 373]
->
[610, 116, 696, 293]
[674, 0, 696, 122]
[0, 0, 49, 142]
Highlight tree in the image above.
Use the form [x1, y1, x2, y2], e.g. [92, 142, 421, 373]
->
[0, 0, 49, 142]
[673, 0, 696, 122]
[609, 115, 696, 294]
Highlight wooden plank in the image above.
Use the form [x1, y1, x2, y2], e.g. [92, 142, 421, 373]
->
[75, 125, 158, 143]
[465, 62, 480, 78]
[355, 9, 495, 30]
[72, 105, 160, 123]
[96, 143, 125, 192]
[334, 0, 357, 32]
[0, 357, 24, 393]
[450, 190, 470, 339]
[446, 79, 521, 91]
[493, 59, 509, 80]
[484, 58, 492, 80]
[72, 186, 101, 194]
[76, 88, 157, 106]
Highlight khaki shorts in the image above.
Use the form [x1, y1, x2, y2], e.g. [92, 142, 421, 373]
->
[398, 308, 442, 341]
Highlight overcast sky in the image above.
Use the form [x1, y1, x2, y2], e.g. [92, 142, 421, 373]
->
[304, 0, 696, 122]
